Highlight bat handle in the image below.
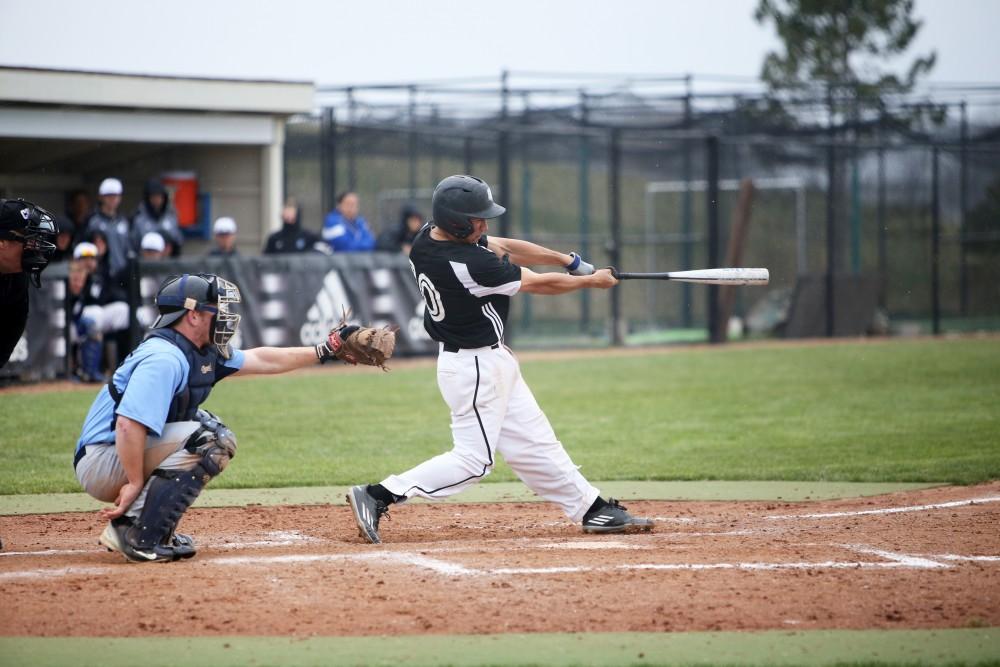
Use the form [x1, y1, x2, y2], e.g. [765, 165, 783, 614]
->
[608, 266, 620, 280]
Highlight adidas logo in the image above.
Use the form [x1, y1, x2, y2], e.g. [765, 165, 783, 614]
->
[586, 514, 615, 525]
[299, 270, 352, 345]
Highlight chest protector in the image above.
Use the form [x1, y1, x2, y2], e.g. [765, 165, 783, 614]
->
[108, 328, 236, 425]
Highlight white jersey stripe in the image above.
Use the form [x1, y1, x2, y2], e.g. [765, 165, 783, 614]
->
[484, 302, 504, 341]
[449, 261, 521, 298]
[482, 304, 503, 343]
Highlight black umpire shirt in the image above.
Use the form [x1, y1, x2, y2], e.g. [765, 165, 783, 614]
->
[409, 225, 522, 349]
[0, 272, 29, 368]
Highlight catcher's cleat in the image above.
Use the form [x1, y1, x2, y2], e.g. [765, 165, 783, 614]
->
[581, 498, 655, 534]
[99, 517, 180, 563]
[346, 485, 390, 545]
[169, 532, 197, 559]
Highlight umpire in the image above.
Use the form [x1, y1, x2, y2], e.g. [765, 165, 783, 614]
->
[0, 198, 57, 368]
[74, 273, 377, 562]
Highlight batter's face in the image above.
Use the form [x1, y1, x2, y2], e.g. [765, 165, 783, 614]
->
[466, 218, 488, 244]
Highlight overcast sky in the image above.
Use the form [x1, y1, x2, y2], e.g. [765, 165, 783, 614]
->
[1, 0, 997, 87]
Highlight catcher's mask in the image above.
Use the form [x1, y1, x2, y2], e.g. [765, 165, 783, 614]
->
[151, 273, 242, 358]
[0, 198, 57, 288]
[431, 175, 506, 240]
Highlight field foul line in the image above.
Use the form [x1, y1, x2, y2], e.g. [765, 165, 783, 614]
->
[7, 545, 997, 582]
[766, 496, 1000, 520]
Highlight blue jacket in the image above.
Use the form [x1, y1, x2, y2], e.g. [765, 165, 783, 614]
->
[322, 210, 375, 252]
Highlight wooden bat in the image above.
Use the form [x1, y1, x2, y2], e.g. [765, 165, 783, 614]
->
[608, 267, 769, 285]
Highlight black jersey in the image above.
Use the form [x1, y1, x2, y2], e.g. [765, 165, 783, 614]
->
[409, 225, 522, 349]
[0, 272, 29, 368]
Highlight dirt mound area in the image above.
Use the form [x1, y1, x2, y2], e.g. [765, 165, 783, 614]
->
[2, 482, 998, 637]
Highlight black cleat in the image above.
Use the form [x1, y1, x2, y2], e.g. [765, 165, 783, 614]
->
[346, 485, 389, 544]
[99, 517, 189, 562]
[168, 532, 197, 559]
[581, 498, 655, 534]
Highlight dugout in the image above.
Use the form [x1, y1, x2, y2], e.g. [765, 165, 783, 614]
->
[0, 66, 313, 253]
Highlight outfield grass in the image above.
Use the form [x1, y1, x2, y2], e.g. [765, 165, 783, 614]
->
[1, 337, 998, 495]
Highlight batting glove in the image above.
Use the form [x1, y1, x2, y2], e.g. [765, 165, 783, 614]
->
[566, 252, 595, 276]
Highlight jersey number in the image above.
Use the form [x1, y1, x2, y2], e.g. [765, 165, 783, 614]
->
[417, 273, 445, 322]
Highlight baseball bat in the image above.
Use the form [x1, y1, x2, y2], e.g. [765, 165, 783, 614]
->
[608, 267, 769, 285]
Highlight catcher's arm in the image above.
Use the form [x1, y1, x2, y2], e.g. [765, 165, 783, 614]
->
[240, 346, 320, 375]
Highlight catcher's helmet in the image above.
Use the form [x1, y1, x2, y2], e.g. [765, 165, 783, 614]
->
[151, 274, 242, 358]
[0, 198, 57, 288]
[431, 175, 506, 239]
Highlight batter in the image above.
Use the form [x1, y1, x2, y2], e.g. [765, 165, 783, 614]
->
[347, 175, 654, 543]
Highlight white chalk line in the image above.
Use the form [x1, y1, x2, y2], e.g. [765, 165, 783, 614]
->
[766, 496, 1000, 520]
[8, 543, 998, 582]
[0, 548, 92, 558]
[0, 531, 319, 560]
[931, 554, 1000, 562]
[0, 565, 112, 581]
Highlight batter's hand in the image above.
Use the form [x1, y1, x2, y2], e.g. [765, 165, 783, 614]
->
[591, 268, 619, 289]
[99, 480, 144, 520]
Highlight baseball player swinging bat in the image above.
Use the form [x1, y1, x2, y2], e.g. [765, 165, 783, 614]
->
[608, 267, 769, 286]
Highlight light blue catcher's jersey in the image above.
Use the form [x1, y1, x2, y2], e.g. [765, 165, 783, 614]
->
[75, 338, 244, 453]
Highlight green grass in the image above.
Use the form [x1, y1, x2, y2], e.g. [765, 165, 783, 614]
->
[3, 628, 1000, 667]
[1, 337, 998, 495]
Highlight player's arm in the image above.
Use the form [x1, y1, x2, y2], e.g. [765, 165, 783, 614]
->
[519, 267, 618, 295]
[238, 346, 321, 376]
[99, 415, 148, 520]
[485, 236, 572, 268]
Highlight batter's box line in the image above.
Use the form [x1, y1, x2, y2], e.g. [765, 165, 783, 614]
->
[765, 496, 1000, 520]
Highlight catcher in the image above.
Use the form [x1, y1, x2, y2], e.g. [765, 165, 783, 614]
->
[73, 273, 395, 562]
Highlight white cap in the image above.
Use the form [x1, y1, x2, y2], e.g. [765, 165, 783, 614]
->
[73, 242, 99, 259]
[213, 216, 237, 235]
[140, 232, 166, 253]
[98, 178, 123, 196]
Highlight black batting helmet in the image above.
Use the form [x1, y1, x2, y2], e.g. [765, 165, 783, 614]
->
[431, 175, 506, 239]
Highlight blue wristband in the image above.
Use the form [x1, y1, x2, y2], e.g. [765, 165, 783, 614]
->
[566, 253, 581, 271]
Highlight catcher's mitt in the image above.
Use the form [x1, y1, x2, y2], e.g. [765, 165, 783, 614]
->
[315, 311, 397, 371]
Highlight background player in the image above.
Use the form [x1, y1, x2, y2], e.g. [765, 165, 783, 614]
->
[347, 175, 654, 543]
[75, 273, 391, 562]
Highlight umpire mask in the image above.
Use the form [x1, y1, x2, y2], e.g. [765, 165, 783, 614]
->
[0, 199, 57, 288]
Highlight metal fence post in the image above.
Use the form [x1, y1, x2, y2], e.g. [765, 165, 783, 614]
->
[408, 85, 418, 200]
[609, 127, 623, 346]
[463, 135, 473, 174]
[578, 90, 591, 332]
[825, 141, 837, 337]
[877, 141, 887, 310]
[497, 69, 511, 238]
[320, 107, 337, 217]
[346, 87, 357, 191]
[931, 145, 941, 335]
[681, 77, 694, 329]
[959, 101, 969, 315]
[706, 135, 722, 343]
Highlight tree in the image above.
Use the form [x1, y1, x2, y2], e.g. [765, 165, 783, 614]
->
[754, 0, 939, 131]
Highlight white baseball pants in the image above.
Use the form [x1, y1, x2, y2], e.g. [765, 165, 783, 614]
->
[380, 345, 600, 523]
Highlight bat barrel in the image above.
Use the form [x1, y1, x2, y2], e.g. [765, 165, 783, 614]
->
[611, 268, 769, 285]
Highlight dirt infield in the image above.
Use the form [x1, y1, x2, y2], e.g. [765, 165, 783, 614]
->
[1, 482, 998, 637]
